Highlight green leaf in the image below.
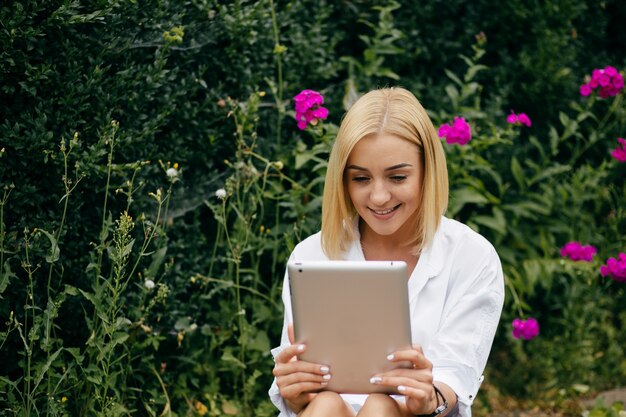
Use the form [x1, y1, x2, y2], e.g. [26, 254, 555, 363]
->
[444, 69, 463, 87]
[464, 64, 488, 83]
[445, 85, 459, 103]
[38, 229, 60, 263]
[0, 260, 17, 295]
[32, 348, 62, 392]
[510, 156, 525, 189]
[528, 164, 571, 187]
[221, 349, 246, 369]
[145, 245, 167, 279]
[448, 187, 489, 216]
[473, 207, 506, 235]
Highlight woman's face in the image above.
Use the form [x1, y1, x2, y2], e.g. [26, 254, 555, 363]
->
[345, 134, 423, 241]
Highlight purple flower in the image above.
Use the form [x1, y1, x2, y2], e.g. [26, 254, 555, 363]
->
[294, 89, 329, 130]
[580, 84, 592, 96]
[600, 253, 626, 283]
[611, 138, 626, 162]
[560, 241, 598, 262]
[506, 113, 518, 124]
[506, 111, 531, 127]
[580, 66, 624, 98]
[512, 318, 540, 340]
[438, 116, 471, 145]
[517, 113, 532, 127]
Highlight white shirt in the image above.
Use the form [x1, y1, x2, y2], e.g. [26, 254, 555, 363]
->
[268, 216, 504, 417]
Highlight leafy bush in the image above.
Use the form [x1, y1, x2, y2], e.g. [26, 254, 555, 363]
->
[1, 1, 625, 416]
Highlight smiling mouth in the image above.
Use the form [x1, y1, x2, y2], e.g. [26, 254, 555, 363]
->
[369, 204, 401, 215]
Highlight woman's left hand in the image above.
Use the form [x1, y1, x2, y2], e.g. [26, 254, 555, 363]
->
[369, 344, 439, 415]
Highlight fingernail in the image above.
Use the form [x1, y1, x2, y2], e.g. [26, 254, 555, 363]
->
[370, 376, 382, 384]
[323, 374, 332, 380]
[387, 353, 395, 360]
[397, 385, 407, 392]
[297, 344, 305, 352]
[321, 381, 328, 386]
[320, 366, 330, 374]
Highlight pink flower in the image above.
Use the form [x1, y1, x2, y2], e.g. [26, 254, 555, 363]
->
[438, 116, 471, 145]
[512, 318, 540, 340]
[580, 84, 592, 96]
[506, 113, 518, 124]
[580, 66, 625, 98]
[517, 113, 532, 127]
[560, 241, 598, 262]
[294, 89, 329, 130]
[600, 253, 626, 283]
[506, 111, 531, 127]
[611, 138, 626, 162]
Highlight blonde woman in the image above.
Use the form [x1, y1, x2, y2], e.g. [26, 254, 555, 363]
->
[269, 87, 504, 417]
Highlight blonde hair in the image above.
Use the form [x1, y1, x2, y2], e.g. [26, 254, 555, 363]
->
[321, 87, 448, 259]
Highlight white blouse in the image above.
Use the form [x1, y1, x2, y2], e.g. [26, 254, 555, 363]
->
[268, 216, 505, 417]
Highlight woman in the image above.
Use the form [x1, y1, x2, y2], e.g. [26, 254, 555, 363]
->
[269, 87, 504, 417]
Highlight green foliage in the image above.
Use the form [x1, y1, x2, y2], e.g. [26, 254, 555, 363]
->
[1, 0, 625, 416]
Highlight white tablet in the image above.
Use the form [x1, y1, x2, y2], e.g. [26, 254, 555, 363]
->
[288, 260, 412, 394]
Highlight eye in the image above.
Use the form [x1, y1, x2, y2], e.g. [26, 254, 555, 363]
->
[390, 175, 407, 182]
[351, 176, 370, 183]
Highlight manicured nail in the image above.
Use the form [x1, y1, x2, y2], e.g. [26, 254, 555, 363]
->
[322, 374, 332, 380]
[321, 381, 328, 386]
[320, 366, 330, 374]
[370, 376, 382, 384]
[387, 353, 395, 360]
[297, 344, 305, 352]
[397, 385, 407, 392]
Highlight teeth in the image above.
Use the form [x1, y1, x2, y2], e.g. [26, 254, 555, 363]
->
[373, 207, 395, 215]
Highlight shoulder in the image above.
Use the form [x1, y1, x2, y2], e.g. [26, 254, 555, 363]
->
[438, 216, 496, 256]
[290, 232, 329, 261]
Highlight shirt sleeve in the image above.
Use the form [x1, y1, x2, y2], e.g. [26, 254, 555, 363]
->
[429, 244, 504, 417]
[268, 260, 298, 417]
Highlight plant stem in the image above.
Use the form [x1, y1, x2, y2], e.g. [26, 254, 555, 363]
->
[268, 0, 284, 147]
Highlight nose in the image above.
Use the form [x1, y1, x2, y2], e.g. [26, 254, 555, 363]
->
[370, 181, 391, 206]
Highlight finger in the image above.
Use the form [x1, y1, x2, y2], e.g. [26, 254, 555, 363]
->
[387, 348, 432, 371]
[288, 323, 295, 344]
[273, 359, 331, 377]
[274, 343, 306, 364]
[278, 380, 329, 399]
[277, 371, 332, 388]
[369, 375, 432, 395]
[378, 367, 433, 382]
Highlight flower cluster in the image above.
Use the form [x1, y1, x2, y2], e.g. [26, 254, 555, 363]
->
[600, 253, 626, 283]
[611, 138, 626, 162]
[560, 241, 597, 262]
[506, 111, 532, 127]
[294, 89, 329, 130]
[512, 318, 540, 340]
[579, 66, 624, 98]
[438, 117, 471, 145]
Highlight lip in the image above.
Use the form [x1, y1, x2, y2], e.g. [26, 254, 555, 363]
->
[368, 204, 401, 220]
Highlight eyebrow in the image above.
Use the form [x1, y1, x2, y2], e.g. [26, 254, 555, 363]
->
[346, 163, 413, 172]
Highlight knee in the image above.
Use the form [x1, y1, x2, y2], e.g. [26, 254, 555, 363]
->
[361, 393, 401, 414]
[306, 391, 350, 414]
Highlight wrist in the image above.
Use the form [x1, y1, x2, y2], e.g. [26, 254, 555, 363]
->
[417, 385, 448, 417]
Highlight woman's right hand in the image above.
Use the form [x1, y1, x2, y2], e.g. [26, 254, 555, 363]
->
[272, 325, 332, 413]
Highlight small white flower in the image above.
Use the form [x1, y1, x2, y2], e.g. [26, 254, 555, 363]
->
[144, 279, 156, 289]
[189, 323, 198, 332]
[215, 188, 227, 199]
[166, 167, 178, 178]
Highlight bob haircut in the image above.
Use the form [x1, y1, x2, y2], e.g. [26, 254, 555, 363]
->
[321, 87, 448, 259]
